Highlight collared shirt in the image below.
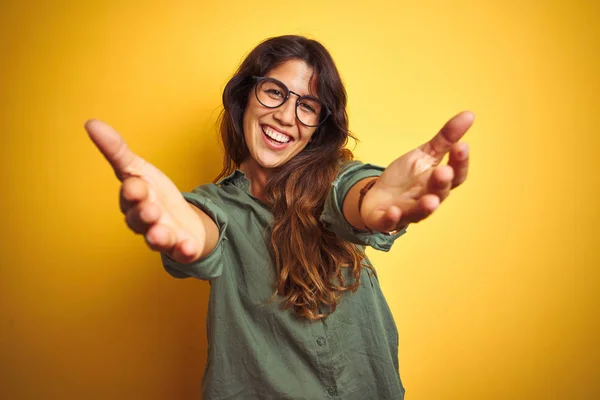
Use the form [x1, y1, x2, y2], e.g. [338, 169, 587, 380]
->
[161, 161, 407, 400]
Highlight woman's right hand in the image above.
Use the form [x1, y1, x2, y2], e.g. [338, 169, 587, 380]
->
[86, 120, 217, 264]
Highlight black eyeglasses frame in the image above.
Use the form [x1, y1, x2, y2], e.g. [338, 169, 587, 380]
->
[252, 76, 331, 127]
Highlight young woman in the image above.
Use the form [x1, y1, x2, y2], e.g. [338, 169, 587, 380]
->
[87, 35, 473, 400]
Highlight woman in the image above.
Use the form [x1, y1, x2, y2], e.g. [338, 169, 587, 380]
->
[87, 35, 473, 400]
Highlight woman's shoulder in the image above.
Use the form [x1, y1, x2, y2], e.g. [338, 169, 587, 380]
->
[188, 182, 221, 196]
[337, 159, 364, 174]
[335, 159, 385, 180]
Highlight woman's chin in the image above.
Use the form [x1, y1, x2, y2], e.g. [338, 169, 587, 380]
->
[254, 152, 291, 170]
[257, 159, 285, 170]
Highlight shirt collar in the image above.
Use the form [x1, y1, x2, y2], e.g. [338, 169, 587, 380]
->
[218, 169, 269, 208]
[218, 169, 251, 195]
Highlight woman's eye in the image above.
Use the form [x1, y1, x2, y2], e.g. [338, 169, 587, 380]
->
[266, 89, 284, 98]
[299, 102, 316, 114]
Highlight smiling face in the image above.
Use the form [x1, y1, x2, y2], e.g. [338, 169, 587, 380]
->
[242, 59, 319, 172]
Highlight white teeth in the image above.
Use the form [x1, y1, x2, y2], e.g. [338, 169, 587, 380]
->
[262, 126, 291, 144]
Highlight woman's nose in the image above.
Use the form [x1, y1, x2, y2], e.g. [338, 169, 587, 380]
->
[273, 99, 296, 126]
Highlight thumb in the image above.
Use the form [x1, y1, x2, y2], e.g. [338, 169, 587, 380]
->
[85, 119, 141, 180]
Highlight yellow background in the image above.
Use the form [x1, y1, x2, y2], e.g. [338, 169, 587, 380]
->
[1, 0, 598, 399]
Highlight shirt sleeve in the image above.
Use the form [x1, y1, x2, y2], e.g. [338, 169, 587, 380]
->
[319, 160, 407, 251]
[161, 185, 228, 280]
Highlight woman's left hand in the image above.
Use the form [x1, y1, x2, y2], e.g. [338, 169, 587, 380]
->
[360, 111, 474, 233]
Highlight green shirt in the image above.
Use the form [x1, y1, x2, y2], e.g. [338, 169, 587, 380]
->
[161, 161, 407, 400]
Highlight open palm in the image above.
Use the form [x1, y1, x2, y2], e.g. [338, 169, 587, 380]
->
[86, 120, 207, 263]
[361, 111, 474, 233]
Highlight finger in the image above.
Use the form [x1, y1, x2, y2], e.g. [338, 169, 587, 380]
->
[120, 177, 150, 213]
[145, 225, 202, 263]
[421, 111, 474, 158]
[85, 119, 144, 180]
[171, 238, 202, 264]
[448, 142, 469, 188]
[366, 193, 442, 231]
[427, 165, 454, 202]
[124, 199, 161, 234]
[145, 223, 177, 252]
[398, 194, 440, 225]
[368, 204, 403, 233]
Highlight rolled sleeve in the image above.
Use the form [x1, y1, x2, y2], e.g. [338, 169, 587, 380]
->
[320, 161, 407, 251]
[161, 187, 228, 280]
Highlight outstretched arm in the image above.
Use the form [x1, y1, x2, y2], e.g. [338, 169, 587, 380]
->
[86, 120, 219, 263]
[343, 111, 473, 233]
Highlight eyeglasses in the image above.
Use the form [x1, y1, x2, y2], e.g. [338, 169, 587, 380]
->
[253, 76, 331, 127]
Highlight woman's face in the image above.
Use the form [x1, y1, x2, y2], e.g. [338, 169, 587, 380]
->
[242, 59, 319, 170]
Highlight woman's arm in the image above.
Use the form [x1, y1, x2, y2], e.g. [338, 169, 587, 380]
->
[188, 203, 219, 260]
[86, 119, 218, 264]
[344, 111, 473, 233]
[342, 177, 378, 231]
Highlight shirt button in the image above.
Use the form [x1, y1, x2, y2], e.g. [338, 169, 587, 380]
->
[327, 387, 336, 396]
[316, 337, 326, 346]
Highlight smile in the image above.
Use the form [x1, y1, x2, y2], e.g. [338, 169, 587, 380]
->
[262, 125, 292, 144]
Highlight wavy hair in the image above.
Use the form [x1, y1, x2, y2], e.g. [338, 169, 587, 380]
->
[216, 35, 371, 320]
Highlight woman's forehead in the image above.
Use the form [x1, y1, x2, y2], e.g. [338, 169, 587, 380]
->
[265, 60, 317, 97]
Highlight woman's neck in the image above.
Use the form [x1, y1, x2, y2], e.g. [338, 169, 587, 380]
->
[239, 159, 271, 201]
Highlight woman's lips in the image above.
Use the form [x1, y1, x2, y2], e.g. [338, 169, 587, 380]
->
[261, 124, 293, 150]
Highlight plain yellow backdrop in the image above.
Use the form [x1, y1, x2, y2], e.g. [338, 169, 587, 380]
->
[1, 0, 598, 399]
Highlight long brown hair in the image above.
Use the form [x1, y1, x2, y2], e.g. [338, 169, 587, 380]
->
[216, 35, 370, 320]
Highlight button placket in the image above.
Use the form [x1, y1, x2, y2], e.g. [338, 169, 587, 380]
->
[314, 320, 337, 398]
